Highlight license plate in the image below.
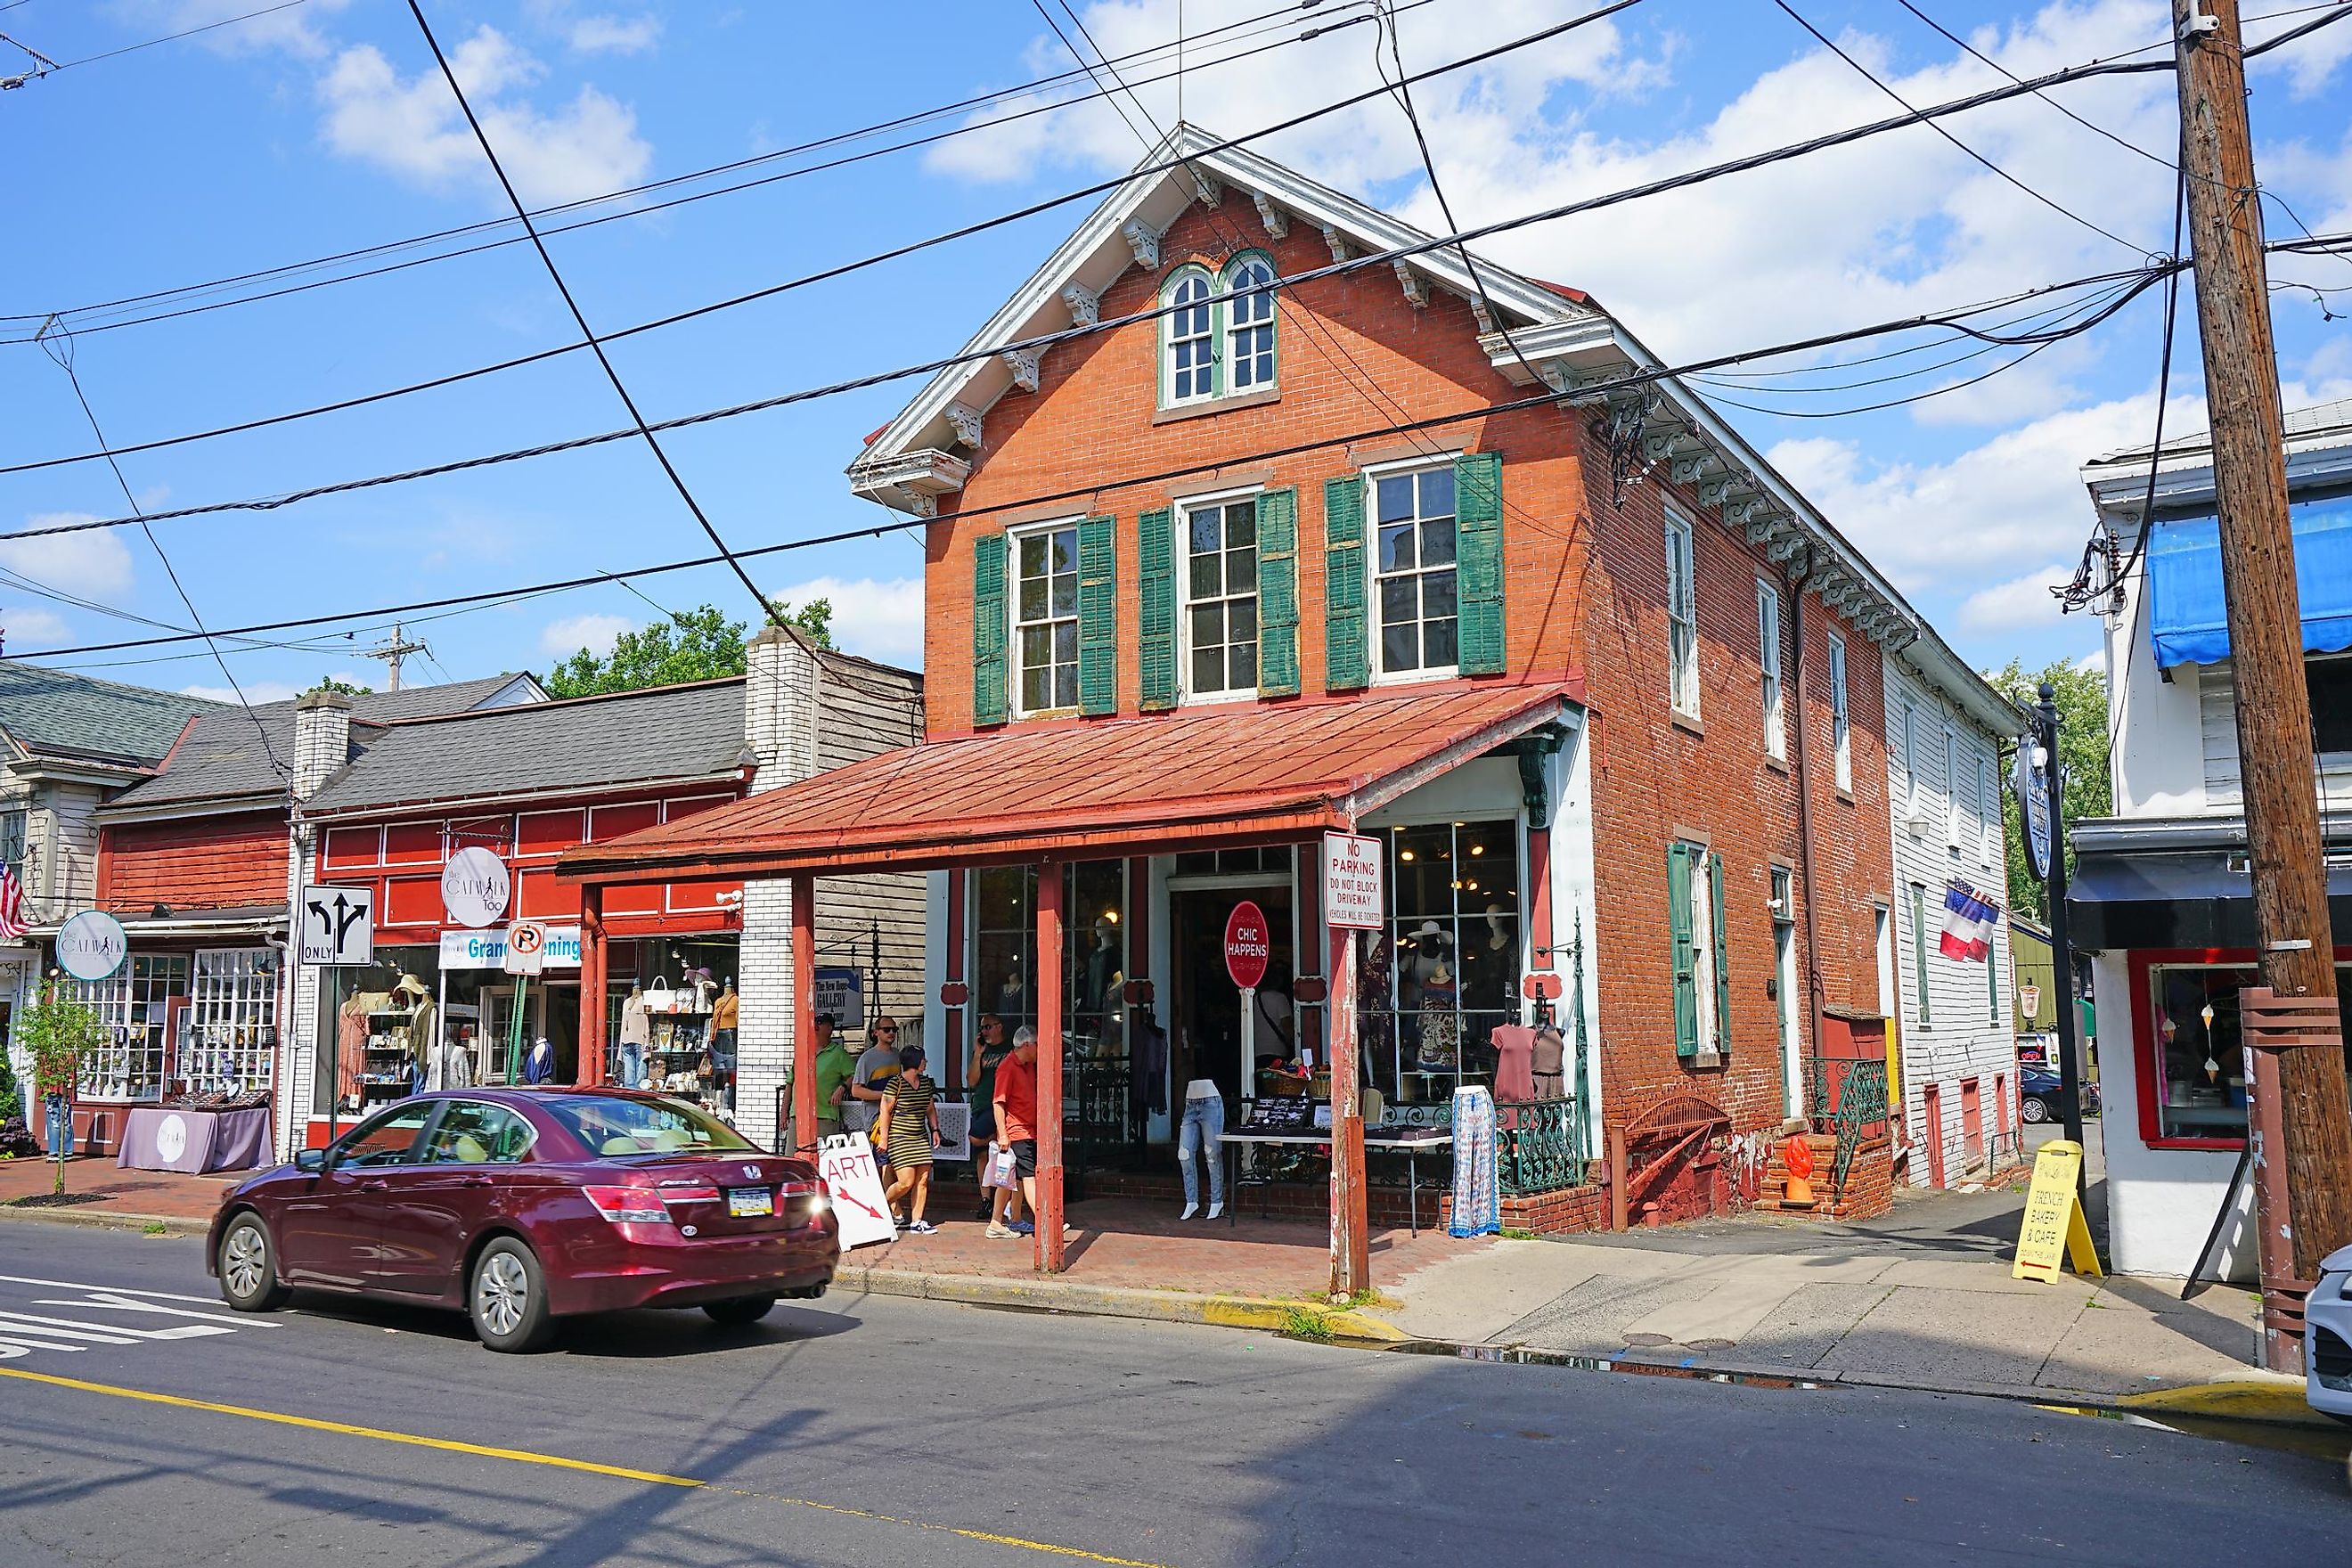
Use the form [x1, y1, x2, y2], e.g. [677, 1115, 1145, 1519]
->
[726, 1187, 773, 1218]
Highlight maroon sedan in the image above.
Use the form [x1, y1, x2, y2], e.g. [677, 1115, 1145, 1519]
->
[208, 1089, 839, 1352]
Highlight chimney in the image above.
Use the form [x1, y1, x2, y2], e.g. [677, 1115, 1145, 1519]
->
[744, 625, 817, 795]
[292, 691, 352, 802]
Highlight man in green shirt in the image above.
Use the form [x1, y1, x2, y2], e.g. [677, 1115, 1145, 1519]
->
[808, 1015, 855, 1143]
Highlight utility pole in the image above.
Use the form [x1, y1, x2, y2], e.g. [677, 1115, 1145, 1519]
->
[358, 623, 429, 691]
[2173, 0, 2352, 1365]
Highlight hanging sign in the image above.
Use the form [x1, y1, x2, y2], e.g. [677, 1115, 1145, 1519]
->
[502, 919, 547, 976]
[55, 910, 128, 983]
[815, 1131, 897, 1249]
[2013, 742, 2054, 884]
[299, 884, 374, 966]
[813, 966, 865, 1029]
[1225, 900, 1270, 991]
[1322, 832, 1385, 930]
[2012, 1139, 2103, 1282]
[441, 846, 511, 929]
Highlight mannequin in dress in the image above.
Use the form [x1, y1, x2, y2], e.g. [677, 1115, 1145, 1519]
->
[709, 977, 740, 1110]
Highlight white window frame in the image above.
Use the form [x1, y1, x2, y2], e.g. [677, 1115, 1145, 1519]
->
[1222, 255, 1278, 394]
[1008, 517, 1082, 718]
[1665, 510, 1699, 719]
[1366, 456, 1464, 685]
[1161, 267, 1217, 407]
[1901, 702, 1923, 821]
[1178, 486, 1262, 704]
[1757, 579, 1785, 761]
[1827, 631, 1852, 791]
[1945, 723, 1964, 846]
[1977, 751, 1999, 868]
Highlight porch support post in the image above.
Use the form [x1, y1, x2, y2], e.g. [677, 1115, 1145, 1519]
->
[943, 869, 967, 1090]
[790, 873, 819, 1156]
[1327, 919, 1369, 1297]
[1036, 862, 1067, 1273]
[577, 885, 607, 1088]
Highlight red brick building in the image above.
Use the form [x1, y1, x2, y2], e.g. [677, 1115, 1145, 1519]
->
[568, 131, 2007, 1237]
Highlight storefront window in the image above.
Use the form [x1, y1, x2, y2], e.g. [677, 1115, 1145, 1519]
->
[314, 951, 437, 1117]
[1361, 820, 1521, 1106]
[2145, 961, 2352, 1142]
[73, 955, 191, 1102]
[969, 862, 1126, 1051]
[183, 948, 279, 1098]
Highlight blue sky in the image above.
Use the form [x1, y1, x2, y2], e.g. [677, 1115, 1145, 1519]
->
[5, 0, 2349, 703]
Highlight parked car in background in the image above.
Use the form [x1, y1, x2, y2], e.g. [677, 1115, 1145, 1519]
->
[208, 1089, 838, 1352]
[2307, 1242, 2352, 1425]
[2020, 1065, 2102, 1124]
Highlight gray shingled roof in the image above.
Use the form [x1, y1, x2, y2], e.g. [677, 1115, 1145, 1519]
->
[298, 680, 748, 815]
[102, 674, 540, 813]
[0, 661, 225, 769]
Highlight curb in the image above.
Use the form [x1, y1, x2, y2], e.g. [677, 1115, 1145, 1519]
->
[835, 1261, 1409, 1345]
[0, 1203, 208, 1238]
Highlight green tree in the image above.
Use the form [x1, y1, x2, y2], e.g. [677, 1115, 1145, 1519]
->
[1991, 657, 2113, 922]
[0, 1033, 18, 1129]
[303, 676, 372, 698]
[19, 976, 108, 1194]
[543, 599, 836, 699]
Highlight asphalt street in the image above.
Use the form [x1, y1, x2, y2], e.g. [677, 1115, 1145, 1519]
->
[0, 1221, 2340, 1566]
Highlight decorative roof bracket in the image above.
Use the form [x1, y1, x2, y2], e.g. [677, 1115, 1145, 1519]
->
[1321, 223, 1350, 264]
[1001, 347, 1041, 395]
[1190, 170, 1223, 208]
[1253, 192, 1289, 239]
[1060, 282, 1100, 328]
[1766, 535, 1807, 565]
[1121, 218, 1163, 272]
[1393, 262, 1430, 308]
[945, 403, 985, 450]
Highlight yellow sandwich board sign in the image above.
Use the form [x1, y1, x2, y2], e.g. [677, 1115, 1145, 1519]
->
[2013, 1139, 2102, 1281]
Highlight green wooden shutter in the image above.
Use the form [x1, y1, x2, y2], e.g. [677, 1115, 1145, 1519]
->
[1256, 486, 1300, 698]
[973, 532, 1009, 727]
[1669, 842, 1697, 1058]
[1138, 507, 1177, 712]
[1324, 475, 1369, 691]
[1455, 451, 1506, 675]
[1709, 850, 1731, 1057]
[1076, 514, 1117, 716]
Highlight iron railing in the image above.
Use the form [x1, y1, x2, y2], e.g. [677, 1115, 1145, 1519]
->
[1496, 1098, 1588, 1196]
[1826, 1058, 1889, 1204]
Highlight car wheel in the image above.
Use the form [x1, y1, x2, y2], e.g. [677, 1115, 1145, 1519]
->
[2021, 1097, 2050, 1124]
[216, 1213, 290, 1312]
[470, 1237, 555, 1353]
[702, 1294, 777, 1327]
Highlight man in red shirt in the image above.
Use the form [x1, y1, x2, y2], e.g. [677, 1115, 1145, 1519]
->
[988, 1025, 1068, 1239]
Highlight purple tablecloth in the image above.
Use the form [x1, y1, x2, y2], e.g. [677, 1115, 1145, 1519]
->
[116, 1107, 274, 1174]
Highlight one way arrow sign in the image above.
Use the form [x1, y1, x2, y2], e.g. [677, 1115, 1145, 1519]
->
[299, 885, 375, 967]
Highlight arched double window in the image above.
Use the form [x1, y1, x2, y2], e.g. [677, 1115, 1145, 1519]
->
[1159, 251, 1280, 407]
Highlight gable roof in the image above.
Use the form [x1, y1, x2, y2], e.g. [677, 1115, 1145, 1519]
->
[2083, 396, 2352, 520]
[297, 679, 750, 817]
[846, 124, 2019, 740]
[101, 673, 546, 815]
[0, 661, 226, 772]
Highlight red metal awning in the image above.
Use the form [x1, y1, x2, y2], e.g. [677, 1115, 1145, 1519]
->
[559, 681, 1581, 884]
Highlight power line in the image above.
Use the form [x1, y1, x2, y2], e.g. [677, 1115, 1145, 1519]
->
[11, 259, 2172, 662]
[1892, 0, 2175, 173]
[4, 0, 1384, 336]
[1769, 0, 2147, 255]
[50, 0, 313, 70]
[0, 4, 2224, 481]
[403, 0, 772, 622]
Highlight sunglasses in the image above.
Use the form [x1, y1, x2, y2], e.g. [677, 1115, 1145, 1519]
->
[878, 1026, 900, 1034]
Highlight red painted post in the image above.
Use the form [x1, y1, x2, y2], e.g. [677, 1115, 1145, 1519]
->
[576, 884, 607, 1088]
[943, 868, 967, 1090]
[790, 873, 820, 1157]
[1036, 863, 1066, 1273]
[1327, 921, 1369, 1297]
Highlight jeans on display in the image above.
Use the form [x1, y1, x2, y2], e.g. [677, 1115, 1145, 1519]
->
[1176, 1094, 1226, 1209]
[43, 1092, 71, 1161]
[617, 1042, 644, 1090]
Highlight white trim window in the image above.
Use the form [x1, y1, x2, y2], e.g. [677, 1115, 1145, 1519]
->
[1901, 702, 1923, 820]
[1011, 520, 1081, 715]
[1978, 751, 2000, 868]
[1945, 723, 1964, 846]
[1665, 510, 1699, 718]
[1225, 256, 1277, 392]
[1757, 579, 1785, 761]
[1164, 268, 1216, 404]
[1182, 493, 1260, 698]
[1827, 631, 1852, 791]
[1372, 462, 1460, 679]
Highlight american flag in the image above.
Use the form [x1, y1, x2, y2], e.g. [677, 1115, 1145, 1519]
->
[0, 864, 26, 942]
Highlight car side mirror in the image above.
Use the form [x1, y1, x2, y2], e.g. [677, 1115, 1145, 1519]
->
[294, 1147, 328, 1175]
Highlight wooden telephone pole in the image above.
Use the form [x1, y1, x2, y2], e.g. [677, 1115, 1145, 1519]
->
[2173, 0, 2352, 1365]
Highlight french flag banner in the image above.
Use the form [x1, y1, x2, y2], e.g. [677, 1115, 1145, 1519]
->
[1939, 884, 1999, 963]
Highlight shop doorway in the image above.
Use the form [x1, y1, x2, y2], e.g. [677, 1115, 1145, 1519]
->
[1168, 884, 1294, 1106]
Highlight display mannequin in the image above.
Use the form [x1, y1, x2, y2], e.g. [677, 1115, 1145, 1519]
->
[709, 977, 739, 1111]
[1176, 1077, 1226, 1221]
[1489, 1022, 1536, 1103]
[396, 974, 434, 1073]
[618, 984, 650, 1090]
[1531, 1023, 1567, 1100]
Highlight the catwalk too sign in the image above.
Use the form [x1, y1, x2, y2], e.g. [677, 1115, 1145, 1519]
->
[1225, 901, 1270, 991]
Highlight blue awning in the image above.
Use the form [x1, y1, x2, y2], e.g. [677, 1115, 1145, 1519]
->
[2148, 490, 2352, 667]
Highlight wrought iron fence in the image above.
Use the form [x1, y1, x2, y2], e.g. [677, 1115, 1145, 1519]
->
[1826, 1058, 1889, 1204]
[1496, 1098, 1588, 1196]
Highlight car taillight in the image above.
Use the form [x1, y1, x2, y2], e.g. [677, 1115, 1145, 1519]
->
[658, 1182, 723, 1205]
[584, 1185, 669, 1223]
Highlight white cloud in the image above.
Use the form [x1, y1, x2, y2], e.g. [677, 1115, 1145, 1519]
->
[182, 680, 301, 705]
[0, 520, 135, 597]
[1959, 562, 2074, 631]
[540, 612, 635, 659]
[772, 576, 925, 667]
[0, 608, 74, 653]
[2250, 6, 2352, 99]
[568, 15, 661, 55]
[316, 26, 652, 205]
[105, 0, 353, 60]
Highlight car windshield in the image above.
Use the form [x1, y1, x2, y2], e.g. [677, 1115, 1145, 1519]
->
[543, 1094, 756, 1158]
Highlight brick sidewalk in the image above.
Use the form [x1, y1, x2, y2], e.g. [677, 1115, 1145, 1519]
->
[0, 1154, 239, 1223]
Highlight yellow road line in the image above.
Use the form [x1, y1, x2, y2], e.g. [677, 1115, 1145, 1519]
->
[0, 1364, 1173, 1567]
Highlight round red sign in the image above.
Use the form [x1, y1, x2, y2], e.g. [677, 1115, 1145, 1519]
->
[1224, 901, 1270, 991]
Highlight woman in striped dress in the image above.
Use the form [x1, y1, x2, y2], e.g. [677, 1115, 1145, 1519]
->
[877, 1044, 941, 1235]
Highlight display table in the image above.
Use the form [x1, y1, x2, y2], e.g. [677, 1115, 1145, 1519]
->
[116, 1106, 274, 1174]
[1219, 1127, 1455, 1236]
